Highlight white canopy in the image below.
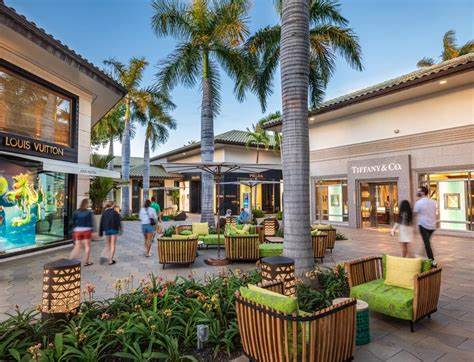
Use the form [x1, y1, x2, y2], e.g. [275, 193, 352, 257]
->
[0, 151, 120, 178]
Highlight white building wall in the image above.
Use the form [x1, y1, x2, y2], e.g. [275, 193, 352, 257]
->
[309, 85, 473, 151]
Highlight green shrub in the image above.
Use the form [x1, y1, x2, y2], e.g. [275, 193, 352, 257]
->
[122, 214, 140, 221]
[251, 209, 264, 218]
[276, 210, 282, 220]
[163, 225, 176, 237]
[0, 268, 347, 360]
[336, 232, 347, 240]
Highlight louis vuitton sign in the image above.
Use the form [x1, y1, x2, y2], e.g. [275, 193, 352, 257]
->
[2, 135, 64, 156]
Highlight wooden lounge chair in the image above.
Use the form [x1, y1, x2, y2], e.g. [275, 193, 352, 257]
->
[235, 280, 357, 361]
[344, 256, 442, 332]
[156, 235, 198, 269]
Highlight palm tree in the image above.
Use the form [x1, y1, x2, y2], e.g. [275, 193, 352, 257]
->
[137, 91, 177, 201]
[91, 104, 126, 171]
[279, 0, 313, 276]
[242, 0, 362, 111]
[245, 123, 270, 164]
[417, 30, 474, 67]
[103, 57, 158, 216]
[151, 0, 251, 227]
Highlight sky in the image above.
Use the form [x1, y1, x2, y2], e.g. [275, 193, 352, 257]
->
[5, 0, 473, 158]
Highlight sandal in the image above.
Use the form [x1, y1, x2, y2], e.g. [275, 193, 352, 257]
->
[108, 260, 116, 265]
[84, 262, 93, 267]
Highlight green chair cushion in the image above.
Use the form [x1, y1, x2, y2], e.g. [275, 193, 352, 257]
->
[180, 230, 193, 236]
[199, 234, 224, 245]
[160, 235, 197, 241]
[350, 279, 413, 320]
[382, 254, 432, 279]
[225, 224, 256, 236]
[259, 243, 284, 257]
[241, 284, 298, 314]
[311, 224, 334, 230]
[310, 229, 326, 236]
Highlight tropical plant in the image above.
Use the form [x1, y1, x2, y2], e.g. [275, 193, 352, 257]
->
[0, 269, 347, 360]
[241, 0, 362, 111]
[417, 30, 474, 67]
[151, 0, 251, 227]
[245, 123, 270, 164]
[136, 91, 177, 201]
[278, 0, 314, 277]
[103, 57, 159, 216]
[89, 154, 115, 213]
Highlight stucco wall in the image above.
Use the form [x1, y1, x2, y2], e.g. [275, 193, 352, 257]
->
[309, 85, 473, 151]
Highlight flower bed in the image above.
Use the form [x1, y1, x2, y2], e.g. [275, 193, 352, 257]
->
[0, 267, 348, 361]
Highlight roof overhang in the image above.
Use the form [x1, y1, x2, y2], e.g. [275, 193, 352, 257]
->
[0, 2, 126, 125]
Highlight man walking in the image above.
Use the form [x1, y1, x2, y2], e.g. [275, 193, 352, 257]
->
[413, 186, 437, 260]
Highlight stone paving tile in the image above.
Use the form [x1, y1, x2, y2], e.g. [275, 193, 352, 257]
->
[386, 350, 421, 362]
[1, 219, 473, 361]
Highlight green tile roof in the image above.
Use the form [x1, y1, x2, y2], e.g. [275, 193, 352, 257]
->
[152, 129, 277, 161]
[263, 53, 474, 129]
[129, 164, 181, 179]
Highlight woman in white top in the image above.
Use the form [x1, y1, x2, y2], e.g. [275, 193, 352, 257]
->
[390, 200, 413, 257]
[139, 199, 158, 257]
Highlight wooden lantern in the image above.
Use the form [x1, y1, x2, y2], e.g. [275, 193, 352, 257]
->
[42, 258, 81, 318]
[260, 256, 296, 296]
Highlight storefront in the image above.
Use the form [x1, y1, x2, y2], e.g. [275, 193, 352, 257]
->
[1, 3, 125, 256]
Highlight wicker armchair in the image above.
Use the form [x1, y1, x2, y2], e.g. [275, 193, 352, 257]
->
[224, 234, 260, 261]
[236, 280, 357, 362]
[175, 224, 192, 235]
[156, 236, 198, 269]
[312, 233, 328, 262]
[344, 256, 442, 331]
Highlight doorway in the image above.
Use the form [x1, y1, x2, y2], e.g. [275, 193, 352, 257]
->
[359, 181, 398, 228]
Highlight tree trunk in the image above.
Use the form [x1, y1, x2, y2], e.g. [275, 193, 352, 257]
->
[143, 136, 150, 202]
[256, 145, 260, 164]
[121, 99, 131, 216]
[107, 135, 114, 200]
[280, 0, 313, 276]
[200, 52, 215, 227]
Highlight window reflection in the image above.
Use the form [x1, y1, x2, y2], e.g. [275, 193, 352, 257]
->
[0, 67, 71, 146]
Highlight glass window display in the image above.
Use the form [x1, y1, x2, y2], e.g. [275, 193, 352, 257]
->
[315, 179, 348, 222]
[0, 157, 68, 255]
[419, 171, 473, 231]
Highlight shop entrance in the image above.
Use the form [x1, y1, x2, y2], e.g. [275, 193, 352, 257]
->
[359, 181, 398, 228]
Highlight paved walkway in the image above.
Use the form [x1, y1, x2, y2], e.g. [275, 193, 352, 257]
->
[0, 221, 473, 361]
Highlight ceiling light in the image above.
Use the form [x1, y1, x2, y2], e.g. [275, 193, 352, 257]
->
[439, 80, 447, 85]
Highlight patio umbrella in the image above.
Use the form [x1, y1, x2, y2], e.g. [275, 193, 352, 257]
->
[158, 162, 282, 266]
[218, 180, 282, 221]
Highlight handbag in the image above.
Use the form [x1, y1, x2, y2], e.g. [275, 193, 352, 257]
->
[148, 208, 156, 226]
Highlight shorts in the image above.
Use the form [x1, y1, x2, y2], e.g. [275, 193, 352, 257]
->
[73, 230, 92, 240]
[105, 229, 119, 236]
[142, 224, 155, 235]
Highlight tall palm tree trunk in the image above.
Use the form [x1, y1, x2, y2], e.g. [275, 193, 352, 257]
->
[143, 137, 150, 202]
[107, 135, 115, 200]
[200, 53, 215, 227]
[280, 0, 313, 276]
[256, 145, 260, 164]
[121, 100, 132, 216]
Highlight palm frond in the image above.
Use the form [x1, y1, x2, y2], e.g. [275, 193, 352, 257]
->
[155, 42, 201, 92]
[103, 58, 126, 83]
[124, 57, 149, 90]
[442, 30, 459, 61]
[458, 40, 474, 56]
[309, 0, 348, 26]
[151, 0, 193, 40]
[416, 57, 436, 68]
[212, 0, 251, 46]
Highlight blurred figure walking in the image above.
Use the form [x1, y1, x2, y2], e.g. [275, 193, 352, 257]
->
[390, 200, 413, 257]
[414, 186, 437, 260]
[69, 198, 94, 266]
[99, 201, 122, 265]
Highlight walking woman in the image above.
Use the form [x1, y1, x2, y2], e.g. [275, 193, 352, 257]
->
[99, 201, 122, 265]
[390, 200, 413, 257]
[69, 198, 94, 266]
[140, 199, 157, 257]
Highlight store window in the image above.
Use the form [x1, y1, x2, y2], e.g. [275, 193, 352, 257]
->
[0, 157, 68, 255]
[315, 179, 348, 222]
[419, 171, 473, 231]
[0, 65, 72, 147]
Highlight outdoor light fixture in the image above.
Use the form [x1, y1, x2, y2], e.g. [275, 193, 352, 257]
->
[42, 258, 81, 319]
[439, 80, 447, 85]
[196, 324, 209, 350]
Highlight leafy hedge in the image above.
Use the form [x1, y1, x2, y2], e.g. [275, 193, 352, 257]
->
[0, 267, 347, 361]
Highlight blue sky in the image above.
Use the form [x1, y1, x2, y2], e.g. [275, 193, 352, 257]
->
[5, 0, 473, 157]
